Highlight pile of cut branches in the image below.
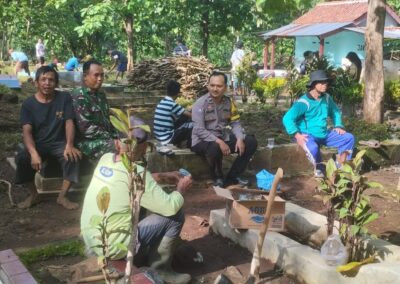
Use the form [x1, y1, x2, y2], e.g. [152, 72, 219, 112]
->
[126, 56, 214, 99]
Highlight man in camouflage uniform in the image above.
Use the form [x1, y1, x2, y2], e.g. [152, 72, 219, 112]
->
[71, 60, 118, 161]
[191, 71, 257, 187]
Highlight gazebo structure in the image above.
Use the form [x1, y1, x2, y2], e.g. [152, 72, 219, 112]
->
[259, 0, 400, 70]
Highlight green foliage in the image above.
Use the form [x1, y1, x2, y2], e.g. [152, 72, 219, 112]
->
[236, 53, 258, 97]
[317, 150, 382, 261]
[344, 117, 390, 143]
[18, 239, 84, 266]
[175, 97, 194, 109]
[252, 77, 286, 104]
[330, 69, 363, 105]
[384, 80, 400, 110]
[285, 62, 309, 104]
[0, 84, 11, 96]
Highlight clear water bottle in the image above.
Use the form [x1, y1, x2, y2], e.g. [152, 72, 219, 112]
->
[320, 234, 348, 266]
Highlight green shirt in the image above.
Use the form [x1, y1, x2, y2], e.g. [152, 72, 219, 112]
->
[80, 153, 184, 259]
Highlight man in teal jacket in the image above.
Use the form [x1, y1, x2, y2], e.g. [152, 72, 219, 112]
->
[282, 70, 354, 177]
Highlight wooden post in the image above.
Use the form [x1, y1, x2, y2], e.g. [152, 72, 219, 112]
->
[263, 41, 269, 70]
[270, 37, 276, 70]
[319, 37, 325, 57]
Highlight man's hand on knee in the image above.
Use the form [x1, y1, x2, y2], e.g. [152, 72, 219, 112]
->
[216, 139, 230, 156]
[30, 152, 42, 171]
[295, 133, 308, 148]
[64, 145, 82, 162]
[333, 128, 346, 135]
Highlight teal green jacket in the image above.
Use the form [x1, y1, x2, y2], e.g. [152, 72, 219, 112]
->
[282, 92, 343, 139]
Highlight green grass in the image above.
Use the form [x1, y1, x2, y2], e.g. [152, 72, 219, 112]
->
[18, 239, 85, 267]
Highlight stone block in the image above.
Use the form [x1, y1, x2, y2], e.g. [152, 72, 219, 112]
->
[361, 140, 400, 171]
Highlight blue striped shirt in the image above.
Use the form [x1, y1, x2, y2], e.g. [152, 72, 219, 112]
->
[153, 96, 185, 144]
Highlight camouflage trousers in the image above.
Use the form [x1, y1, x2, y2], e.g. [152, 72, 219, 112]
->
[78, 139, 116, 161]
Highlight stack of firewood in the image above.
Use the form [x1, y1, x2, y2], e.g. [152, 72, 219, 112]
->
[126, 56, 214, 99]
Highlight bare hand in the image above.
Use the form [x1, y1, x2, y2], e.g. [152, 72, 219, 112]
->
[64, 145, 82, 162]
[235, 139, 245, 156]
[333, 128, 346, 135]
[176, 176, 193, 194]
[30, 152, 42, 171]
[295, 133, 309, 148]
[217, 139, 231, 156]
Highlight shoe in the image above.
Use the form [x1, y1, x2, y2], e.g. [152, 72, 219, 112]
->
[213, 178, 224, 187]
[236, 177, 249, 186]
[224, 176, 249, 187]
[314, 169, 325, 178]
[148, 236, 191, 284]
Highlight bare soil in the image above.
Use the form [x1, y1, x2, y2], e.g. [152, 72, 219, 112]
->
[0, 86, 399, 283]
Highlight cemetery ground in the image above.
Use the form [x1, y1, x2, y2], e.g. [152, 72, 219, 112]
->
[0, 83, 399, 283]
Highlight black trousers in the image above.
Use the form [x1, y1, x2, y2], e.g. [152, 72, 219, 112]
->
[15, 141, 80, 184]
[191, 134, 257, 180]
[170, 115, 193, 148]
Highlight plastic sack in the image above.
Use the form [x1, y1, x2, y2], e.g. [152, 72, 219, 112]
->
[256, 169, 280, 191]
[320, 234, 348, 266]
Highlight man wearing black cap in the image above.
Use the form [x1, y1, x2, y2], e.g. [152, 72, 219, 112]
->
[81, 116, 192, 284]
[282, 70, 355, 177]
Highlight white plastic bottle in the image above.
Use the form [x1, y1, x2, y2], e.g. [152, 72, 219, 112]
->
[320, 234, 348, 266]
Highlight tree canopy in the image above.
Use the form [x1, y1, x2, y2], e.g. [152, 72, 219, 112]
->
[0, 0, 319, 67]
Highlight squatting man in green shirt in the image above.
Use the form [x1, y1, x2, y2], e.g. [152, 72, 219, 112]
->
[81, 116, 193, 284]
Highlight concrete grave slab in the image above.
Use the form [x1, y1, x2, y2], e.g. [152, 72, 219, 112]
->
[210, 209, 400, 284]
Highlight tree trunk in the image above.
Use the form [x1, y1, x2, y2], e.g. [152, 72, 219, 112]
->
[200, 1, 209, 57]
[124, 14, 135, 70]
[363, 0, 386, 123]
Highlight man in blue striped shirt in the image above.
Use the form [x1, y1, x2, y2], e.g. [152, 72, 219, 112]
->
[153, 81, 192, 147]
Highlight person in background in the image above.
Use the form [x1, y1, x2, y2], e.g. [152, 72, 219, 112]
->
[154, 80, 193, 148]
[8, 48, 30, 76]
[191, 71, 258, 187]
[282, 70, 355, 178]
[173, 37, 190, 57]
[108, 49, 128, 81]
[299, 50, 314, 75]
[81, 116, 192, 284]
[230, 41, 245, 96]
[15, 66, 81, 209]
[71, 60, 118, 162]
[342, 51, 362, 82]
[64, 55, 81, 71]
[35, 38, 45, 65]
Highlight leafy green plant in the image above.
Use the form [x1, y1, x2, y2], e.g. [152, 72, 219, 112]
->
[384, 80, 400, 110]
[285, 61, 309, 105]
[329, 69, 363, 105]
[88, 187, 130, 283]
[175, 97, 194, 109]
[252, 78, 268, 103]
[236, 52, 258, 100]
[0, 84, 11, 97]
[343, 118, 390, 143]
[263, 77, 287, 106]
[316, 150, 382, 262]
